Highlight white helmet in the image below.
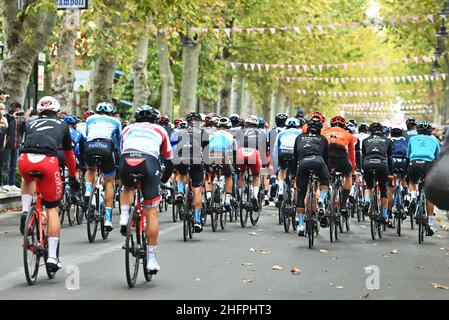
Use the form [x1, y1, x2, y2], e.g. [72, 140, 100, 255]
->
[96, 102, 114, 114]
[244, 115, 258, 127]
[37, 96, 61, 114]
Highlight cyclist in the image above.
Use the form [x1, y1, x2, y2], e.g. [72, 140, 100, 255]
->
[273, 117, 302, 203]
[293, 118, 330, 236]
[204, 117, 234, 210]
[84, 102, 122, 232]
[405, 118, 418, 141]
[258, 117, 271, 205]
[361, 123, 393, 224]
[301, 111, 327, 134]
[407, 121, 440, 235]
[64, 115, 86, 167]
[118, 105, 173, 273]
[18, 96, 79, 272]
[159, 114, 173, 137]
[356, 123, 370, 171]
[173, 112, 208, 232]
[322, 115, 357, 217]
[174, 118, 184, 129]
[268, 113, 288, 203]
[236, 115, 268, 211]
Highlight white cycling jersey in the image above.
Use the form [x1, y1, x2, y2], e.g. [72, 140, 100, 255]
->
[86, 114, 122, 147]
[121, 122, 173, 160]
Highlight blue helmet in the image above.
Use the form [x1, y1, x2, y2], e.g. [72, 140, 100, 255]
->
[258, 117, 266, 128]
[64, 115, 78, 125]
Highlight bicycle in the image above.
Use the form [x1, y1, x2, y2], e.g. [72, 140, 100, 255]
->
[367, 169, 386, 240]
[391, 171, 406, 237]
[415, 177, 429, 244]
[327, 169, 344, 241]
[22, 171, 60, 285]
[349, 172, 364, 223]
[209, 164, 227, 232]
[86, 155, 110, 243]
[280, 161, 297, 233]
[75, 166, 86, 225]
[239, 169, 260, 228]
[304, 172, 321, 249]
[58, 167, 75, 227]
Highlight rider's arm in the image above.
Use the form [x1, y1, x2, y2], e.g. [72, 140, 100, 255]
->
[348, 135, 356, 172]
[62, 126, 77, 178]
[322, 136, 330, 168]
[160, 129, 174, 183]
[387, 139, 393, 174]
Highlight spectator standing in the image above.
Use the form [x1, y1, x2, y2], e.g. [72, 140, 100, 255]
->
[0, 103, 8, 193]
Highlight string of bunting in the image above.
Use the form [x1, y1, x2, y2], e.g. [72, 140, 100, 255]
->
[230, 55, 441, 73]
[341, 100, 423, 107]
[341, 103, 431, 110]
[295, 88, 441, 97]
[188, 14, 440, 37]
[276, 73, 446, 83]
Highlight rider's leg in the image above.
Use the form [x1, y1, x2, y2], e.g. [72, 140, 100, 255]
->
[103, 174, 115, 229]
[85, 168, 96, 198]
[342, 173, 352, 210]
[144, 204, 160, 272]
[278, 168, 286, 197]
[205, 171, 213, 203]
[20, 180, 35, 233]
[119, 186, 134, 227]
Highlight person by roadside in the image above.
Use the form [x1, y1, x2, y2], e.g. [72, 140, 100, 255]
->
[0, 103, 8, 193]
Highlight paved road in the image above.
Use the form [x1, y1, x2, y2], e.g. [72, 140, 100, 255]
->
[0, 205, 448, 300]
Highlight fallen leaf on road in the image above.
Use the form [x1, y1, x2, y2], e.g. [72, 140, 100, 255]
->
[227, 261, 232, 265]
[259, 250, 272, 255]
[439, 247, 449, 251]
[242, 278, 253, 283]
[249, 232, 258, 236]
[383, 255, 389, 258]
[431, 283, 449, 289]
[361, 225, 367, 229]
[335, 285, 344, 289]
[416, 266, 424, 270]
[249, 247, 256, 252]
[319, 249, 328, 253]
[195, 278, 201, 282]
[272, 265, 283, 270]
[331, 257, 338, 261]
[242, 263, 253, 266]
[266, 288, 272, 292]
[390, 249, 398, 254]
[291, 267, 301, 274]
[361, 293, 370, 299]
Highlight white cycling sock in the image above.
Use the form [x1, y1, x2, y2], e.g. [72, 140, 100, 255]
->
[253, 186, 259, 198]
[428, 216, 435, 227]
[147, 245, 157, 261]
[278, 180, 285, 195]
[206, 192, 212, 200]
[22, 194, 33, 213]
[225, 193, 232, 203]
[410, 191, 417, 199]
[48, 237, 59, 260]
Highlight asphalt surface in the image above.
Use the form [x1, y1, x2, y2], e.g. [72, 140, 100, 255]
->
[0, 204, 448, 300]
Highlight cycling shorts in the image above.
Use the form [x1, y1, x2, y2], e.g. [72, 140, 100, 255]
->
[176, 164, 204, 187]
[329, 156, 353, 176]
[408, 160, 432, 184]
[295, 155, 330, 208]
[363, 159, 388, 198]
[85, 139, 116, 176]
[119, 153, 161, 208]
[278, 154, 294, 170]
[18, 153, 63, 209]
[236, 147, 261, 175]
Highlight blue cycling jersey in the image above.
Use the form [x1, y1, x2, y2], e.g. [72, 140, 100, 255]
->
[209, 130, 234, 152]
[273, 128, 302, 160]
[407, 134, 440, 162]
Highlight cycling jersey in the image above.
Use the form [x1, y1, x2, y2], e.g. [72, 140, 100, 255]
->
[322, 126, 357, 171]
[174, 126, 209, 165]
[77, 122, 87, 137]
[273, 128, 302, 161]
[208, 129, 234, 152]
[362, 134, 392, 163]
[292, 133, 329, 172]
[121, 122, 173, 161]
[85, 114, 122, 148]
[405, 129, 418, 141]
[407, 134, 440, 162]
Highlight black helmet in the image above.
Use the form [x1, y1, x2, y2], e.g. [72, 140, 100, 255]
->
[391, 127, 403, 137]
[358, 123, 369, 133]
[348, 119, 358, 127]
[230, 113, 240, 127]
[298, 117, 307, 128]
[135, 105, 160, 123]
[406, 118, 416, 129]
[369, 122, 383, 134]
[417, 120, 432, 135]
[307, 118, 323, 134]
[275, 113, 288, 127]
[186, 112, 202, 124]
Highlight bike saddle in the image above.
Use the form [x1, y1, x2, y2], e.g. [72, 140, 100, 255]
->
[28, 171, 43, 178]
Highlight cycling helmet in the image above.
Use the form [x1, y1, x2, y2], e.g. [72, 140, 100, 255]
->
[295, 108, 305, 119]
[174, 118, 184, 127]
[186, 111, 202, 124]
[135, 105, 160, 123]
[37, 96, 61, 114]
[382, 126, 391, 136]
[208, 116, 220, 127]
[244, 115, 259, 127]
[417, 120, 432, 135]
[391, 126, 403, 137]
[345, 122, 356, 134]
[96, 102, 114, 114]
[298, 117, 307, 128]
[64, 115, 78, 125]
[230, 113, 240, 127]
[369, 122, 384, 134]
[406, 118, 417, 130]
[358, 123, 369, 133]
[307, 118, 323, 134]
[159, 114, 170, 126]
[218, 117, 231, 129]
[178, 121, 188, 129]
[200, 113, 206, 122]
[348, 119, 358, 127]
[286, 117, 300, 129]
[83, 110, 94, 120]
[258, 117, 266, 129]
[310, 111, 326, 123]
[275, 113, 288, 127]
[330, 115, 346, 128]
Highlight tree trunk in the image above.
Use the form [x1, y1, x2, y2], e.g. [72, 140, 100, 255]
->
[219, 73, 232, 116]
[132, 36, 149, 110]
[0, 1, 56, 105]
[180, 38, 201, 114]
[52, 10, 79, 114]
[157, 32, 175, 117]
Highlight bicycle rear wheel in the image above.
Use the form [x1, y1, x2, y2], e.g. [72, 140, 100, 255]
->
[396, 209, 402, 237]
[409, 202, 415, 230]
[125, 209, 140, 288]
[282, 194, 290, 233]
[86, 191, 99, 243]
[239, 185, 249, 228]
[417, 203, 425, 244]
[307, 215, 315, 249]
[23, 208, 40, 285]
[370, 211, 378, 241]
[211, 188, 219, 232]
[182, 209, 189, 242]
[67, 197, 76, 227]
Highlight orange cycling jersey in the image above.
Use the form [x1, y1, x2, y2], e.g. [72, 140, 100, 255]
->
[321, 126, 357, 171]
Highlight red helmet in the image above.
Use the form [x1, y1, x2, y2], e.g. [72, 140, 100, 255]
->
[310, 111, 325, 123]
[83, 110, 94, 120]
[174, 118, 184, 126]
[330, 115, 346, 128]
[159, 114, 170, 126]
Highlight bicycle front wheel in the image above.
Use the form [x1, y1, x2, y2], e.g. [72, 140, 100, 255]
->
[307, 216, 315, 249]
[86, 191, 99, 243]
[23, 208, 40, 285]
[125, 209, 139, 288]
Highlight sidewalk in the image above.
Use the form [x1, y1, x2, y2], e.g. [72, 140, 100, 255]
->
[0, 190, 21, 212]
